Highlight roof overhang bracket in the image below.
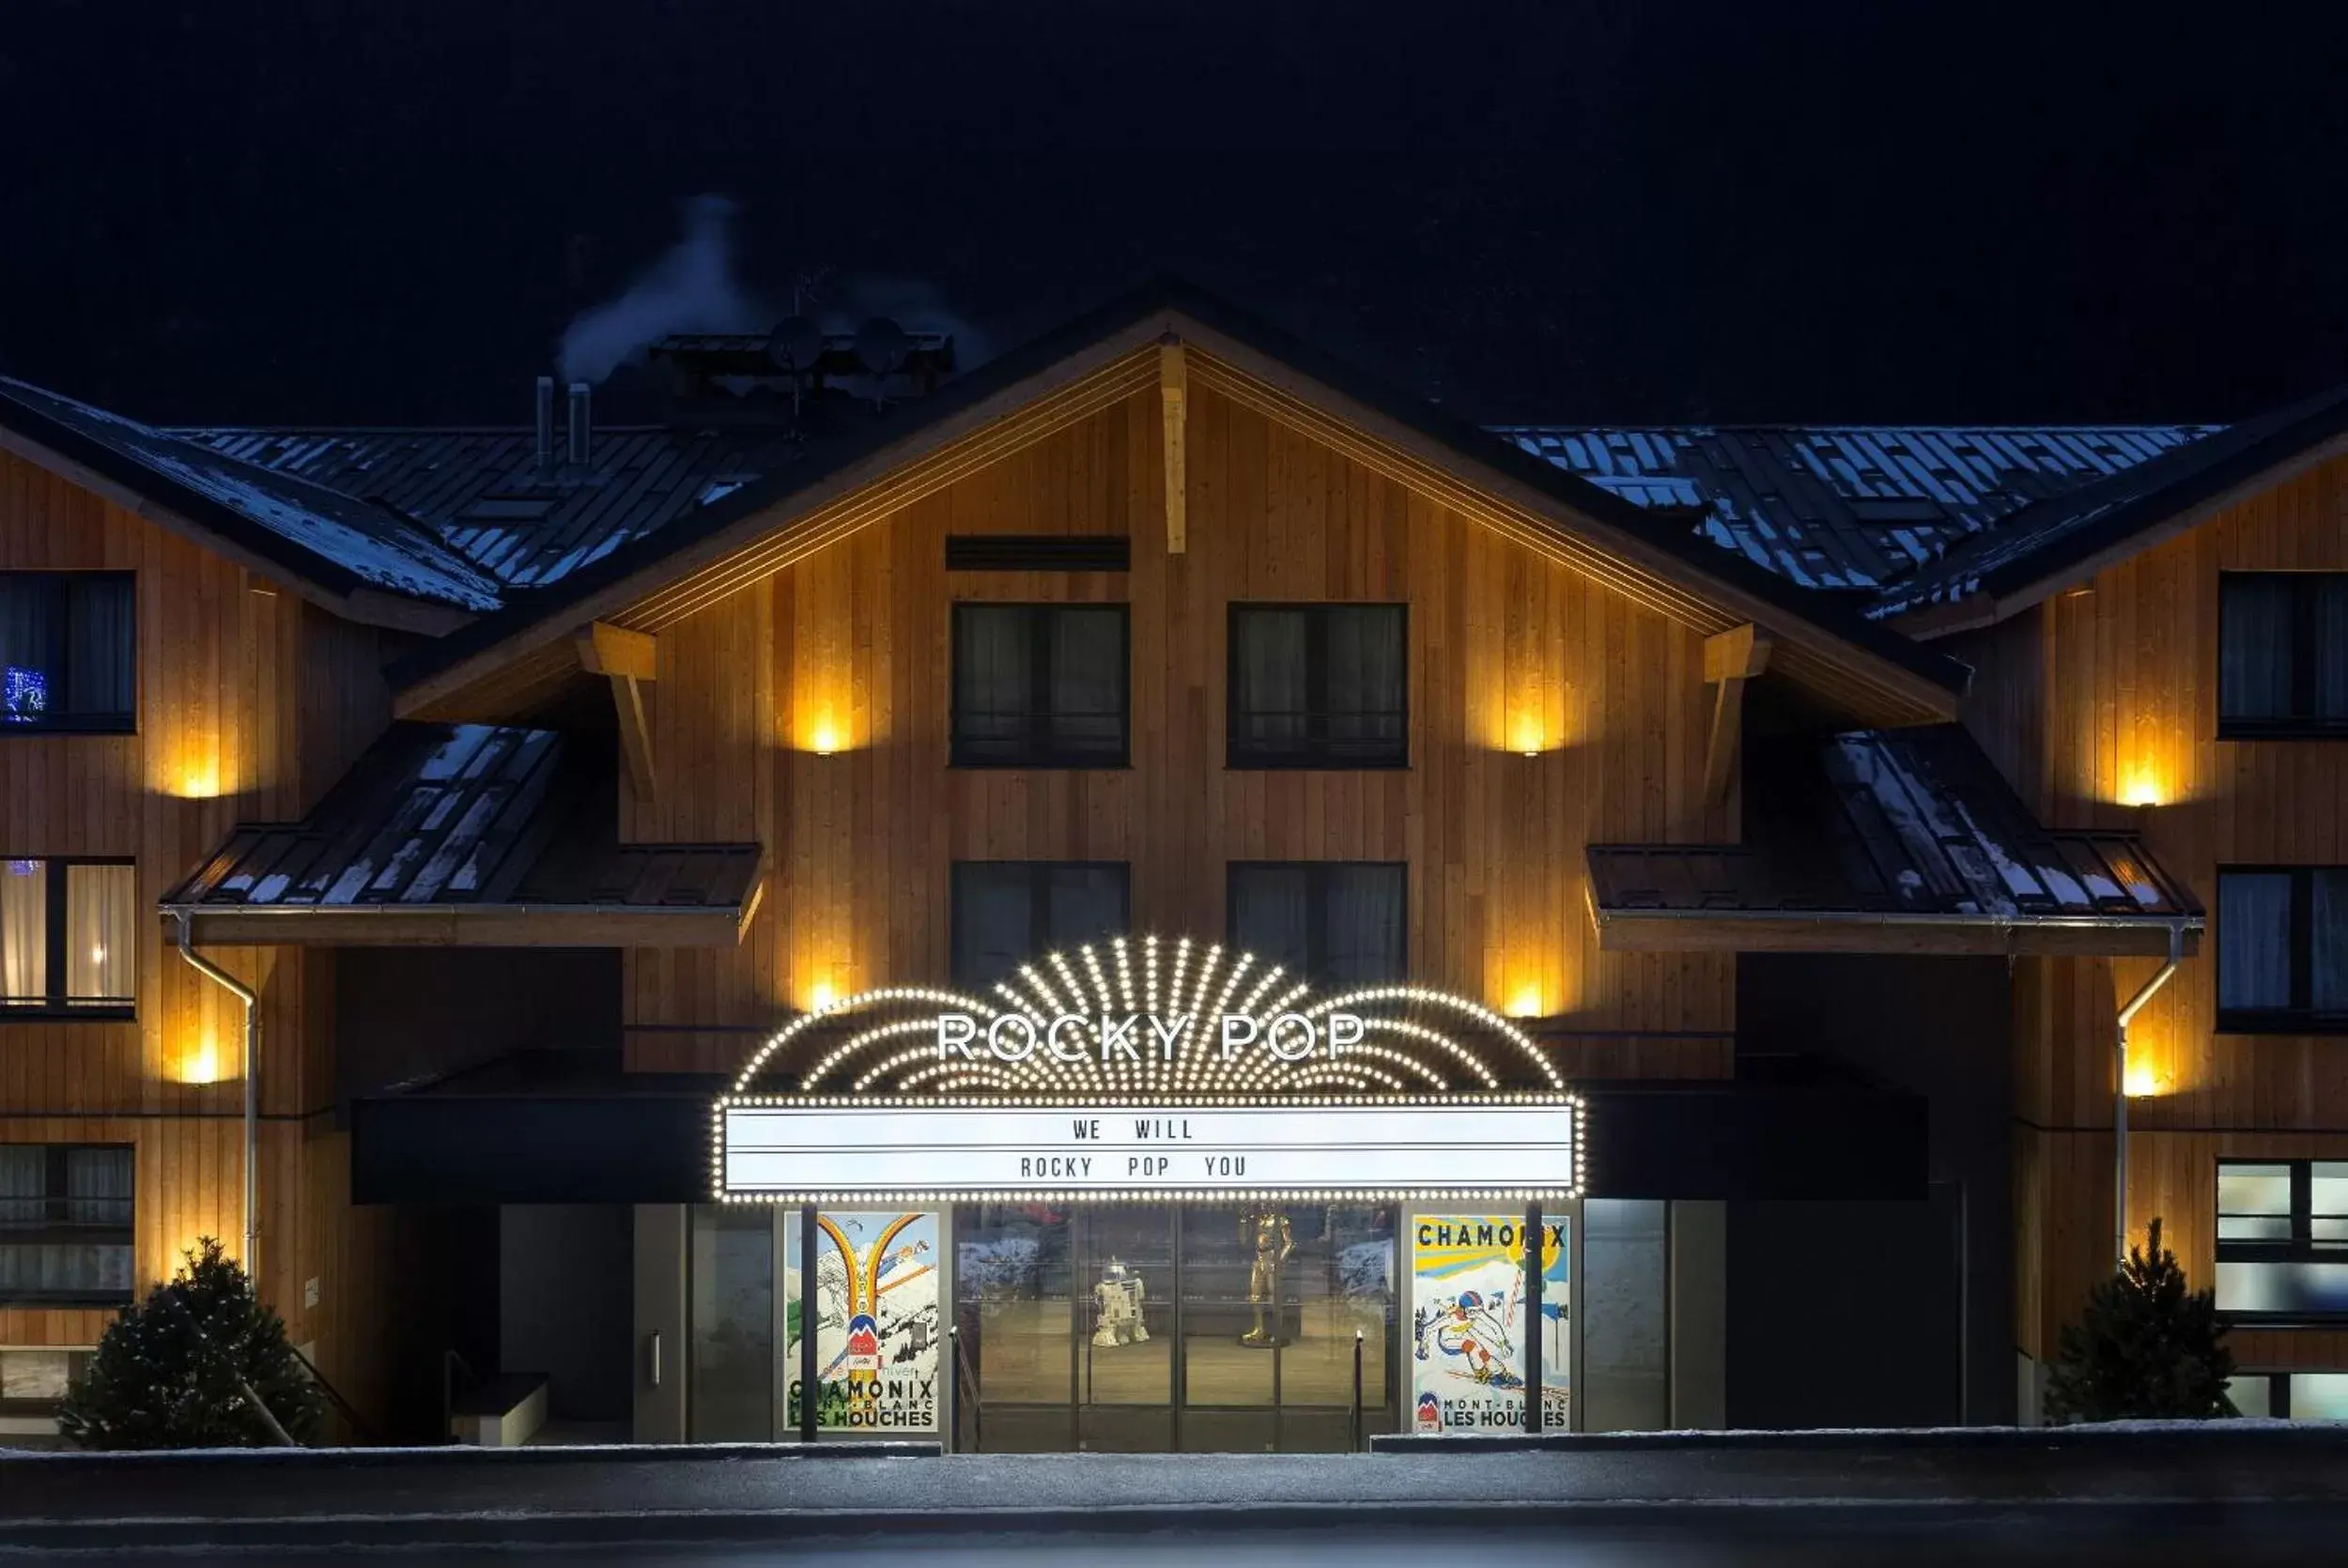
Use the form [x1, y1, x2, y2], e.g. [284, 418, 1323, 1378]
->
[1703, 623, 1774, 809]
[576, 621, 658, 802]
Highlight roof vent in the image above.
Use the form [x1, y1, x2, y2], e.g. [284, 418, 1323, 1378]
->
[945, 535, 1131, 573]
[533, 376, 556, 475]
[565, 381, 592, 469]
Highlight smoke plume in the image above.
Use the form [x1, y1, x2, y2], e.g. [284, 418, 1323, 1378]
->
[558, 194, 766, 384]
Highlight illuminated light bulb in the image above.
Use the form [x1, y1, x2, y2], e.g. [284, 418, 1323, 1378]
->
[2123, 1062, 2165, 1099]
[809, 722, 842, 758]
[808, 980, 837, 1013]
[89, 945, 106, 964]
[1506, 984, 1544, 1020]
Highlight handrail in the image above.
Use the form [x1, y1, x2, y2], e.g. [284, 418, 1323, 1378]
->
[288, 1341, 381, 1446]
[1351, 1329, 1365, 1451]
[949, 1324, 982, 1453]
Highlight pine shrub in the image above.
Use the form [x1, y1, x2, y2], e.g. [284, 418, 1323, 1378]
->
[2045, 1217, 2237, 1423]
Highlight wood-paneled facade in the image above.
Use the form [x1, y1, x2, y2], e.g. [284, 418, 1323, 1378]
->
[1949, 446, 2348, 1376]
[614, 378, 1739, 1085]
[0, 443, 405, 1432]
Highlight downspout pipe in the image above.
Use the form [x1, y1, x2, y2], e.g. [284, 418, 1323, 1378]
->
[176, 913, 258, 1283]
[2114, 922, 2188, 1266]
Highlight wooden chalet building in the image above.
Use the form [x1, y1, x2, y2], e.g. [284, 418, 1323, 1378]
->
[0, 279, 2339, 1444]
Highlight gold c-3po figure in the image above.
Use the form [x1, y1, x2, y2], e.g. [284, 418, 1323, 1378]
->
[1240, 1208, 1293, 1348]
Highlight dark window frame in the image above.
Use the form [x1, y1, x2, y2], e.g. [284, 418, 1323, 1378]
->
[2217, 1158, 2348, 1327]
[1226, 603, 1410, 770]
[2216, 865, 2348, 1035]
[949, 602, 1132, 770]
[2217, 571, 2348, 740]
[0, 855, 137, 1020]
[1225, 860, 1410, 988]
[949, 860, 1133, 991]
[0, 571, 137, 736]
[0, 1142, 135, 1309]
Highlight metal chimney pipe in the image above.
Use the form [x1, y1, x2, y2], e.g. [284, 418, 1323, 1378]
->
[533, 376, 555, 473]
[566, 381, 592, 469]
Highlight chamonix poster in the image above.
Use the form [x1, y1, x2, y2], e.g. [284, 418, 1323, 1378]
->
[785, 1210, 943, 1433]
[1408, 1213, 1569, 1434]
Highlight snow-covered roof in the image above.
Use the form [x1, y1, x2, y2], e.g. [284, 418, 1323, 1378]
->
[1496, 424, 2218, 593]
[0, 377, 502, 611]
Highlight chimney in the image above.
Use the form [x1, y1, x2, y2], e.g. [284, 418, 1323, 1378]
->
[566, 381, 592, 469]
[533, 376, 555, 474]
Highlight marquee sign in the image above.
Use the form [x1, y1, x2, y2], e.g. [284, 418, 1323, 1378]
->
[714, 934, 1584, 1204]
[718, 1095, 1584, 1204]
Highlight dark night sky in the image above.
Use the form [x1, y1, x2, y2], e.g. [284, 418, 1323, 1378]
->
[5, 1, 2345, 426]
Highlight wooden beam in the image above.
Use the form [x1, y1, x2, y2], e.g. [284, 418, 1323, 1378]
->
[1160, 338, 1188, 554]
[576, 622, 659, 800]
[1594, 912, 2201, 959]
[1701, 624, 1773, 807]
[575, 621, 657, 681]
[175, 905, 749, 948]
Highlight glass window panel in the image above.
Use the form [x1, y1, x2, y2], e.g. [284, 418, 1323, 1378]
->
[2289, 1373, 2348, 1422]
[2311, 1218, 2348, 1245]
[1321, 865, 1406, 986]
[0, 861, 44, 1006]
[2218, 874, 2294, 1012]
[2311, 1164, 2348, 1219]
[2317, 578, 2348, 720]
[957, 1204, 1074, 1415]
[2219, 1216, 2294, 1242]
[1044, 608, 1126, 760]
[65, 863, 134, 1006]
[951, 865, 1041, 991]
[1043, 866, 1128, 951]
[2228, 1374, 2275, 1418]
[59, 577, 133, 726]
[2314, 872, 2348, 1013]
[2220, 576, 2296, 721]
[1229, 866, 1314, 978]
[2216, 1260, 2348, 1317]
[688, 1204, 774, 1442]
[2219, 1165, 2295, 1218]
[1231, 610, 1309, 756]
[952, 607, 1035, 762]
[1324, 607, 1406, 755]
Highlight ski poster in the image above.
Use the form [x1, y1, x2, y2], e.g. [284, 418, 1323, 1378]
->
[784, 1210, 943, 1433]
[1408, 1212, 1569, 1434]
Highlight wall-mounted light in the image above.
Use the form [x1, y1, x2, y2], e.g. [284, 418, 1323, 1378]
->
[176, 1037, 223, 1085]
[2123, 1061, 2166, 1099]
[1506, 983, 1545, 1020]
[1508, 715, 1546, 759]
[2118, 773, 2166, 810]
[808, 979, 838, 1013]
[809, 722, 842, 758]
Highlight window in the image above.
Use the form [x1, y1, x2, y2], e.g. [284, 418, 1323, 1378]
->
[950, 605, 1130, 767]
[1227, 862, 1407, 987]
[2229, 1371, 2348, 1421]
[1228, 605, 1407, 767]
[2217, 868, 2348, 1031]
[0, 574, 134, 732]
[2219, 573, 2348, 738]
[950, 862, 1130, 990]
[0, 1145, 133, 1307]
[0, 858, 135, 1016]
[2216, 1160, 2348, 1322]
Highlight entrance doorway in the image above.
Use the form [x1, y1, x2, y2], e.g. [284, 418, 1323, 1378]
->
[952, 1202, 1398, 1452]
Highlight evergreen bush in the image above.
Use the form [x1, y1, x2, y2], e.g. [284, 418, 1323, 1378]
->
[2045, 1217, 2237, 1423]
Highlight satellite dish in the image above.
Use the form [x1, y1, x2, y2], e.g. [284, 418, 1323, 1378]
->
[765, 316, 824, 373]
[855, 316, 911, 376]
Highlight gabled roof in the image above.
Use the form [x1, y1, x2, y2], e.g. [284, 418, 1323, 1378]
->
[162, 722, 763, 946]
[1497, 423, 2215, 592]
[0, 377, 502, 624]
[1588, 725, 2201, 957]
[389, 277, 1971, 725]
[1867, 380, 2348, 629]
[176, 423, 807, 592]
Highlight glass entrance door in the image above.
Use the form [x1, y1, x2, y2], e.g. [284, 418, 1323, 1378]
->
[950, 1201, 1396, 1452]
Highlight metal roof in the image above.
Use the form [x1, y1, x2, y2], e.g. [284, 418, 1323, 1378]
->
[1588, 726, 2200, 953]
[175, 424, 807, 592]
[162, 723, 762, 924]
[0, 377, 503, 611]
[1496, 424, 2218, 593]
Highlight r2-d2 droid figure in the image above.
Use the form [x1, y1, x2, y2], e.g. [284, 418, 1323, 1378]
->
[1092, 1257, 1150, 1348]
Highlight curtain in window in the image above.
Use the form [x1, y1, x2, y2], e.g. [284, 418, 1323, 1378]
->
[1046, 609, 1124, 758]
[0, 577, 56, 725]
[1321, 865, 1407, 985]
[66, 863, 134, 1006]
[2313, 871, 2348, 1015]
[953, 608, 1032, 761]
[1233, 611, 1309, 753]
[0, 1146, 41, 1227]
[1325, 607, 1405, 754]
[64, 1146, 131, 1226]
[2219, 872, 2294, 1012]
[2318, 578, 2348, 722]
[61, 577, 133, 725]
[2220, 577, 2294, 721]
[950, 864, 1039, 991]
[1229, 866, 1314, 978]
[1043, 866, 1128, 949]
[0, 861, 45, 1004]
